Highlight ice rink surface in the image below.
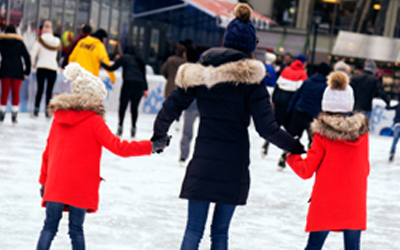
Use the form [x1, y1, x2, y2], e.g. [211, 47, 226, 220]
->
[0, 112, 399, 250]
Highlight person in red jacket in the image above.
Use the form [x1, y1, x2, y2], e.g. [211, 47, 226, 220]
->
[286, 71, 370, 250]
[36, 62, 170, 250]
[270, 54, 308, 168]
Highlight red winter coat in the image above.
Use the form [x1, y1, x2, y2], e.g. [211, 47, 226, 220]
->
[39, 95, 152, 213]
[287, 112, 370, 232]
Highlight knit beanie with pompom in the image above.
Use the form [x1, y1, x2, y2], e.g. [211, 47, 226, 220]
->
[321, 71, 354, 113]
[64, 62, 107, 103]
[222, 3, 257, 53]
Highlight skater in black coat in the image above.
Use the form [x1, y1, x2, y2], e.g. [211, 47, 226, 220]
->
[0, 24, 31, 123]
[101, 45, 148, 137]
[152, 4, 304, 250]
[350, 59, 389, 118]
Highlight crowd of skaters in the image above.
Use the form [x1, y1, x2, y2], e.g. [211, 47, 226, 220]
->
[0, 2, 398, 250]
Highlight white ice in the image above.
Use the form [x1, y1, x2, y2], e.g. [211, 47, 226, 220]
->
[0, 112, 399, 250]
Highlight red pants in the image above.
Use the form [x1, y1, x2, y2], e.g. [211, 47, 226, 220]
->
[0, 78, 23, 106]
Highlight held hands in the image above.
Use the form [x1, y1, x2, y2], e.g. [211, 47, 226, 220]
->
[290, 138, 306, 155]
[151, 135, 172, 154]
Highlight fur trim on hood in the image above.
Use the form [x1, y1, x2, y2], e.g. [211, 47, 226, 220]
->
[0, 33, 23, 41]
[175, 59, 266, 89]
[310, 112, 369, 141]
[47, 93, 105, 119]
[39, 33, 61, 51]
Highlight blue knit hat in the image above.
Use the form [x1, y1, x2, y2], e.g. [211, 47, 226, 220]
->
[223, 4, 257, 53]
[296, 54, 307, 64]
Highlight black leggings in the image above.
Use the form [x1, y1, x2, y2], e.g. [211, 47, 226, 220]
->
[119, 81, 144, 128]
[35, 68, 57, 109]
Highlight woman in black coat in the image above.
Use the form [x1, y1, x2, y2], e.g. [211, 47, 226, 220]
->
[152, 4, 304, 250]
[0, 25, 31, 123]
[101, 45, 148, 137]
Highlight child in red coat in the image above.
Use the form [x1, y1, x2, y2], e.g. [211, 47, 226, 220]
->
[36, 63, 170, 250]
[286, 71, 370, 250]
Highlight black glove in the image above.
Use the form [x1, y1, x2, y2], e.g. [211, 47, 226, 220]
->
[290, 139, 306, 154]
[40, 185, 45, 198]
[151, 135, 172, 153]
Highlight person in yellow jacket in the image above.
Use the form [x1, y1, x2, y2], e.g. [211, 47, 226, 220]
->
[69, 29, 115, 83]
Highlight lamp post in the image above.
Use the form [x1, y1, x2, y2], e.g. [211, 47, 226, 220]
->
[310, 14, 322, 75]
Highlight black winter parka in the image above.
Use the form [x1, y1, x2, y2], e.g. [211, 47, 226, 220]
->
[153, 48, 297, 205]
[350, 70, 389, 112]
[0, 33, 31, 79]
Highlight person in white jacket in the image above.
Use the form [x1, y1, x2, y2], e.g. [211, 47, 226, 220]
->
[30, 20, 61, 118]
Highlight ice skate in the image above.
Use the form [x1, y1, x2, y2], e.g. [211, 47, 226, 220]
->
[0, 110, 5, 123]
[131, 127, 136, 138]
[261, 141, 269, 158]
[33, 107, 39, 117]
[11, 112, 17, 124]
[179, 158, 186, 168]
[277, 153, 287, 171]
[389, 154, 394, 162]
[116, 125, 123, 137]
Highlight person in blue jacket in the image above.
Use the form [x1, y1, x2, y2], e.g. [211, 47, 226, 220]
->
[264, 52, 277, 87]
[286, 62, 331, 148]
[386, 101, 400, 162]
[151, 4, 305, 250]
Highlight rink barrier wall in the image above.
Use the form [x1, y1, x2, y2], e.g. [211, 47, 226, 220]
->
[1, 69, 166, 115]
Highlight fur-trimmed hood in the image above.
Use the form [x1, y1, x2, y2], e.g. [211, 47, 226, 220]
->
[48, 93, 105, 122]
[311, 112, 369, 142]
[39, 33, 61, 51]
[0, 33, 23, 41]
[175, 59, 266, 89]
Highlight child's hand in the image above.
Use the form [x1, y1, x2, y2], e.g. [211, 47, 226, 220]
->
[151, 135, 172, 153]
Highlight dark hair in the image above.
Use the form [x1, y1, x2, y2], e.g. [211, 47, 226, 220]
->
[356, 62, 364, 70]
[82, 24, 92, 34]
[284, 52, 293, 58]
[124, 45, 141, 58]
[5, 24, 16, 34]
[91, 29, 108, 41]
[175, 44, 186, 57]
[317, 62, 331, 76]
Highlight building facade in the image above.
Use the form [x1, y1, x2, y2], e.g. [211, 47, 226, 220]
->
[1, 0, 400, 70]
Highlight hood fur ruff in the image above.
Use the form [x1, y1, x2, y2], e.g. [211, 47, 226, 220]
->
[175, 59, 266, 89]
[0, 33, 23, 41]
[311, 112, 369, 141]
[47, 93, 105, 119]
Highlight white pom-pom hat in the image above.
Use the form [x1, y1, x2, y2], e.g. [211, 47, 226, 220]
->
[64, 62, 107, 102]
[322, 71, 354, 113]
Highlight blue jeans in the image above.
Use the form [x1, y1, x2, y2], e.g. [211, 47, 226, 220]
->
[390, 126, 400, 155]
[180, 200, 236, 250]
[305, 230, 361, 250]
[37, 201, 86, 250]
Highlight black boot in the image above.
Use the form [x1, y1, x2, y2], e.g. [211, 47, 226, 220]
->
[45, 110, 51, 118]
[33, 107, 39, 117]
[11, 112, 17, 124]
[0, 110, 5, 123]
[131, 127, 136, 138]
[116, 125, 123, 136]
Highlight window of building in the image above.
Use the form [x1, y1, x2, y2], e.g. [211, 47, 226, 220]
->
[313, 0, 383, 35]
[272, 0, 300, 27]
